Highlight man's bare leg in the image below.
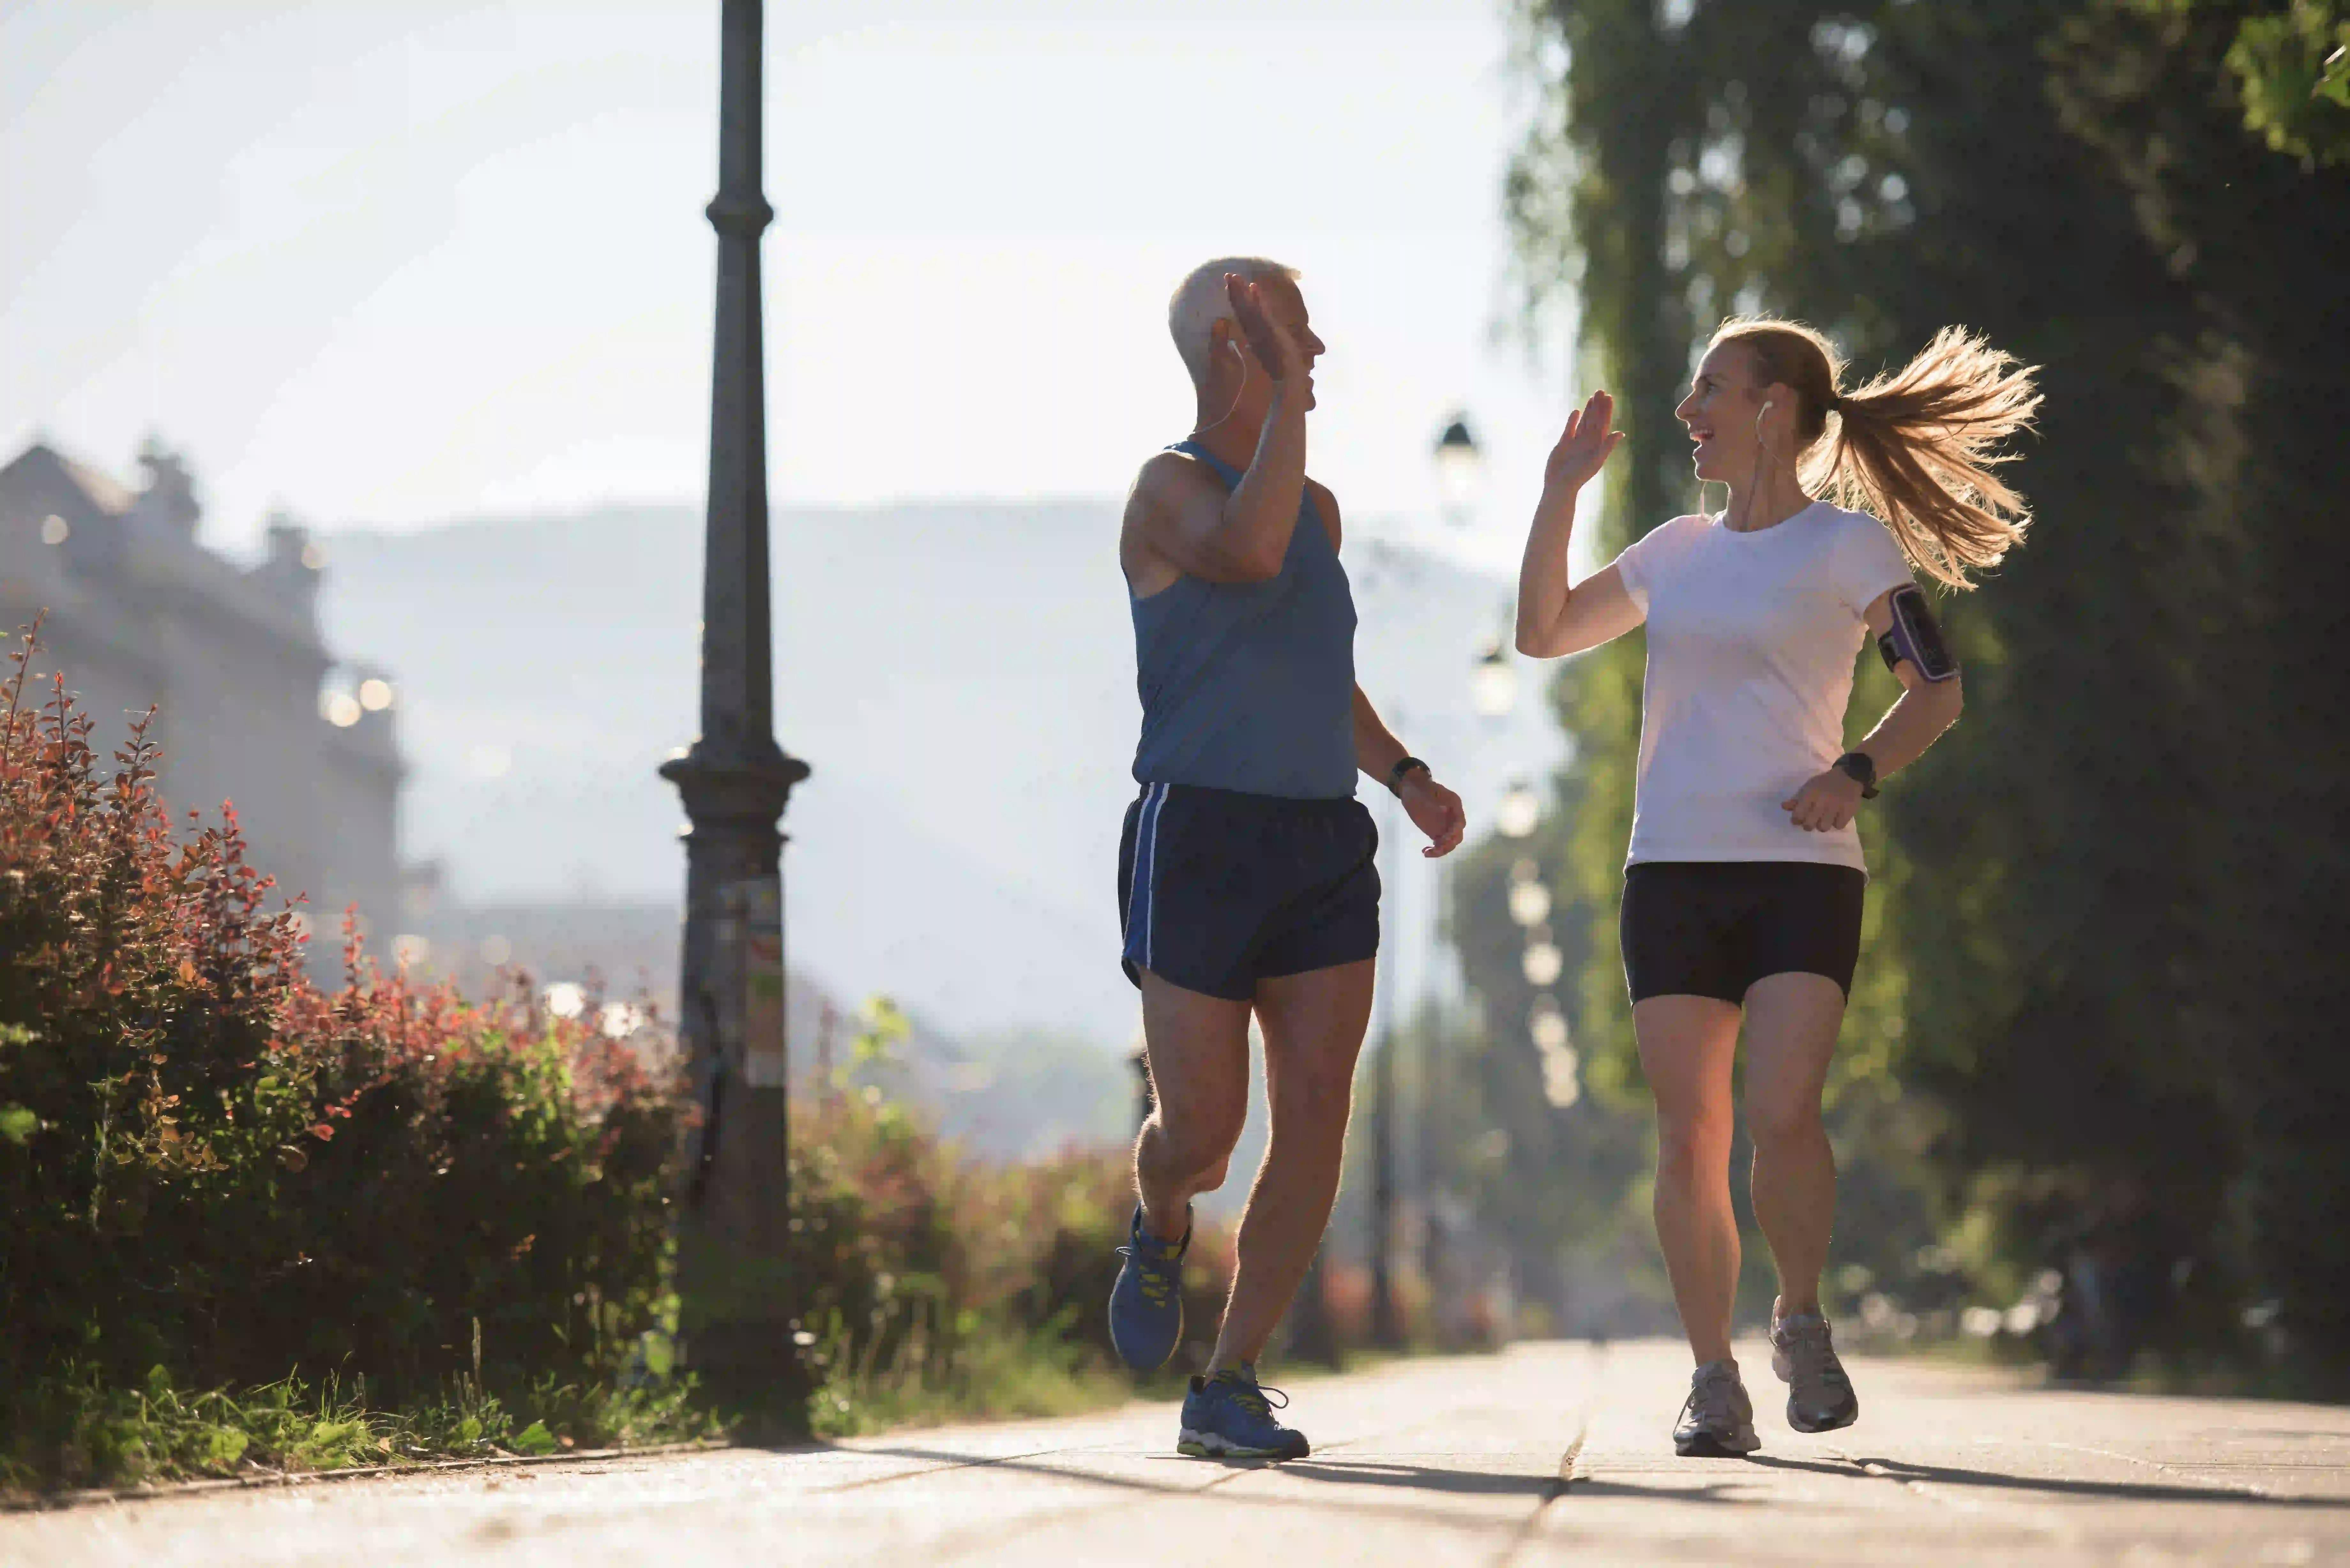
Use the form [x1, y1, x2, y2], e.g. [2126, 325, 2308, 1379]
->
[1134, 972, 1253, 1241]
[1634, 994, 1745, 1365]
[1741, 972, 1846, 1318]
[1208, 958, 1375, 1370]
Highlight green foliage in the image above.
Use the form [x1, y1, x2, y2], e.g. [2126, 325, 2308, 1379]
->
[2220, 0, 2350, 162]
[1505, 0, 2350, 1370]
[0, 623, 692, 1473]
[787, 1065, 1232, 1437]
[1443, 804, 1660, 1327]
[0, 1363, 719, 1494]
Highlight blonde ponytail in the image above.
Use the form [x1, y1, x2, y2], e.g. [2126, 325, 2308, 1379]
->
[1711, 318, 2043, 589]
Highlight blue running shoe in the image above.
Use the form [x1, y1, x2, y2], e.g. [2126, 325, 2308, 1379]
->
[1108, 1206, 1188, 1370]
[1179, 1365, 1310, 1459]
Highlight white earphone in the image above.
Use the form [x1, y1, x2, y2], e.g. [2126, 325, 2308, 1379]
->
[1191, 324, 1253, 439]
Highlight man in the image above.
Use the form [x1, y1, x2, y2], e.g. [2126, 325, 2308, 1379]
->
[1109, 257, 1466, 1459]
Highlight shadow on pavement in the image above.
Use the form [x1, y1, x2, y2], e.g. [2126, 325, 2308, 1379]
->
[1268, 1460, 1560, 1499]
[850, 1444, 1760, 1512]
[1747, 1453, 2350, 1510]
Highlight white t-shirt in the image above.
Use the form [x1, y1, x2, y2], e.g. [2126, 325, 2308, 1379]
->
[1611, 501, 1916, 872]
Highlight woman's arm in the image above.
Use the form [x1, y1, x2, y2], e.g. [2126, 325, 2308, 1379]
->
[1515, 390, 1647, 658]
[1782, 588, 1967, 831]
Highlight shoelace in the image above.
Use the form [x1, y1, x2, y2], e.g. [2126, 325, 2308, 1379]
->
[1779, 1319, 1850, 1387]
[1116, 1241, 1178, 1306]
[1216, 1369, 1290, 1419]
[1683, 1366, 1743, 1429]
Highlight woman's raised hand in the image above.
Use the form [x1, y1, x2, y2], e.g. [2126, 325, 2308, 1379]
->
[1544, 389, 1625, 495]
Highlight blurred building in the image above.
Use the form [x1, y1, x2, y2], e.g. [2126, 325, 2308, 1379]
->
[0, 436, 409, 945]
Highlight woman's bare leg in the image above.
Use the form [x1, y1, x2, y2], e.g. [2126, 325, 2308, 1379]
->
[1740, 971, 1846, 1318]
[1635, 994, 1746, 1364]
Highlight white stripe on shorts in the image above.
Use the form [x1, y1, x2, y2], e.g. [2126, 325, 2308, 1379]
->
[1128, 783, 1169, 973]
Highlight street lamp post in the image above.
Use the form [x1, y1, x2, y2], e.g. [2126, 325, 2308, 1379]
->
[662, 0, 810, 1390]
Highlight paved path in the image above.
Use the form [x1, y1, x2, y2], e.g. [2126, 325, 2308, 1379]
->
[12, 1339, 2350, 1567]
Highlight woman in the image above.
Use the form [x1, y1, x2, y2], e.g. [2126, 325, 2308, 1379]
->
[1513, 318, 2040, 1456]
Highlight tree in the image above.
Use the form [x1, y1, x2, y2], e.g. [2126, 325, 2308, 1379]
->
[2220, 0, 2350, 162]
[1504, 0, 2350, 1365]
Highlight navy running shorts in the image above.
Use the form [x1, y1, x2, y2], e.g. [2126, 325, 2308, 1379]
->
[1620, 860, 1867, 1004]
[1117, 782, 1380, 1001]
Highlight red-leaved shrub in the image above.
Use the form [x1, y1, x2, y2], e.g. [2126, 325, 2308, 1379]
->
[0, 624, 684, 1399]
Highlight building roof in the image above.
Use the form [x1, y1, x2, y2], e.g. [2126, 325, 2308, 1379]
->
[0, 441, 137, 530]
[0, 437, 331, 660]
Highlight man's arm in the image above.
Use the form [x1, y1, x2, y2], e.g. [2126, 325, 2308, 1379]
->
[1134, 277, 1315, 584]
[1354, 686, 1467, 858]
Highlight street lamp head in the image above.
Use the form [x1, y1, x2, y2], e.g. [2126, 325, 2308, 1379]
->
[1470, 639, 1517, 718]
[1497, 780, 1542, 838]
[1433, 413, 1484, 522]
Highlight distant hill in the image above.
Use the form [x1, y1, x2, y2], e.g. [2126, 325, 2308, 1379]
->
[314, 500, 1563, 1048]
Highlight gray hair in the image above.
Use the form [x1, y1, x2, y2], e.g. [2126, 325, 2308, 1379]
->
[1168, 256, 1300, 386]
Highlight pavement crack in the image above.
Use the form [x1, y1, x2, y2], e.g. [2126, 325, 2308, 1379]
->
[2016, 1439, 2276, 1502]
[1485, 1342, 1601, 1568]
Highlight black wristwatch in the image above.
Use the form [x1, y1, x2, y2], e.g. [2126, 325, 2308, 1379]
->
[1832, 751, 1880, 800]
[1386, 756, 1431, 795]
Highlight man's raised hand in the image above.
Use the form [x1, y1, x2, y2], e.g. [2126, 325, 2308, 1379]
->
[1226, 273, 1308, 387]
[1544, 389, 1625, 494]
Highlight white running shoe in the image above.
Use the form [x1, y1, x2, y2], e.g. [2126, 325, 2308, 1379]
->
[1771, 1310, 1860, 1433]
[1673, 1358, 1761, 1457]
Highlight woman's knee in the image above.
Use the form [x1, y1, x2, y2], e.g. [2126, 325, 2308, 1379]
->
[1744, 1093, 1825, 1153]
[1654, 1106, 1733, 1187]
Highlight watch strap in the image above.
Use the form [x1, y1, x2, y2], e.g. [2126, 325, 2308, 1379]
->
[1386, 756, 1430, 794]
[1833, 751, 1880, 800]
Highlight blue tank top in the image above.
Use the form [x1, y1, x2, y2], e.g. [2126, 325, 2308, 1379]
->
[1129, 440, 1359, 799]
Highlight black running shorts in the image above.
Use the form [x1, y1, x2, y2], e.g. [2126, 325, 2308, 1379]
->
[1118, 782, 1380, 1001]
[1620, 860, 1867, 1005]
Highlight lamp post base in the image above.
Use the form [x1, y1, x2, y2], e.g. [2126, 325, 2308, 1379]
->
[661, 740, 807, 1409]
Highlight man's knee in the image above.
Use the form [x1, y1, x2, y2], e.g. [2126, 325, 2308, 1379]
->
[1147, 1101, 1246, 1188]
[1270, 1052, 1357, 1131]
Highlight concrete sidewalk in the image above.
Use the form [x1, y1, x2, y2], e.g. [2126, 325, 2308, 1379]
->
[11, 1339, 2349, 1567]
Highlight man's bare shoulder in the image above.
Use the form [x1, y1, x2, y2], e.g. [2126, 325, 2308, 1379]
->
[1127, 451, 1213, 539]
[1132, 449, 1223, 501]
[1305, 478, 1342, 547]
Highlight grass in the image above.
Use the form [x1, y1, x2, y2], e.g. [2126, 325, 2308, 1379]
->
[802, 1308, 1144, 1440]
[1, 1361, 724, 1500]
[6, 1327, 1166, 1496]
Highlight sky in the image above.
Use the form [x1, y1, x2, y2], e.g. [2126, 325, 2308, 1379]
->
[0, 0, 1585, 573]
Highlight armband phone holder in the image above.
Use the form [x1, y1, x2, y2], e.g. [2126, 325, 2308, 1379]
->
[1877, 584, 1960, 682]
